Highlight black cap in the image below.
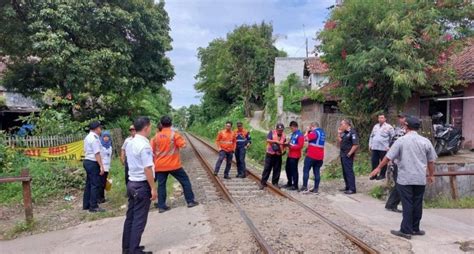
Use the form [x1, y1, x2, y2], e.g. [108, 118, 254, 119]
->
[397, 112, 407, 118]
[406, 116, 421, 130]
[276, 123, 284, 130]
[89, 121, 102, 130]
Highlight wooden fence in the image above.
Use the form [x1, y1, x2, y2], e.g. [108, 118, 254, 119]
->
[3, 128, 124, 157]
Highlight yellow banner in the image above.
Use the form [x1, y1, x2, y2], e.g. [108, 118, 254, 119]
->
[16, 140, 84, 161]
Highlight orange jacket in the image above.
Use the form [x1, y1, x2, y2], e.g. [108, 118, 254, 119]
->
[215, 129, 236, 152]
[150, 128, 186, 172]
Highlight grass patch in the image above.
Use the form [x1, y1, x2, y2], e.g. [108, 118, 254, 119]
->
[322, 152, 372, 180]
[5, 220, 38, 239]
[369, 185, 387, 200]
[424, 196, 474, 209]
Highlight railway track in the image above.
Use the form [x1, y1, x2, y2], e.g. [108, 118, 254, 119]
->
[184, 132, 379, 254]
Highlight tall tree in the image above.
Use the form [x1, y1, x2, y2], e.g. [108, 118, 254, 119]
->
[0, 0, 174, 119]
[195, 22, 282, 118]
[318, 0, 472, 128]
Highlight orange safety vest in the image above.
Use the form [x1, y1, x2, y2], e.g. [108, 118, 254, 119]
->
[150, 128, 185, 172]
[266, 130, 286, 155]
[216, 130, 236, 152]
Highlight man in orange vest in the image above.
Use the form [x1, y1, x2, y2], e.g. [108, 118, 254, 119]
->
[214, 121, 237, 179]
[260, 123, 286, 189]
[235, 122, 251, 178]
[150, 116, 199, 213]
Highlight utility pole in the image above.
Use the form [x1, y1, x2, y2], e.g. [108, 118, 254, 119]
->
[305, 38, 308, 58]
[303, 24, 308, 57]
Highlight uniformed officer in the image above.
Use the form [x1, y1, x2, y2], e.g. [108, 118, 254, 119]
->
[337, 119, 359, 194]
[369, 113, 394, 180]
[121, 125, 136, 186]
[83, 121, 106, 212]
[260, 123, 287, 189]
[150, 116, 199, 213]
[235, 122, 251, 178]
[301, 122, 325, 193]
[214, 121, 237, 179]
[370, 115, 436, 240]
[122, 117, 156, 254]
[284, 121, 304, 191]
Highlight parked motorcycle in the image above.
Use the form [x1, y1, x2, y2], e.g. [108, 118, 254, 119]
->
[432, 112, 464, 156]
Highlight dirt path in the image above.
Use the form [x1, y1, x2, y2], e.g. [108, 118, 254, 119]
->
[248, 110, 267, 133]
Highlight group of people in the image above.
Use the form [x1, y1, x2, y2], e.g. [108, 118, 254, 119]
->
[82, 116, 198, 254]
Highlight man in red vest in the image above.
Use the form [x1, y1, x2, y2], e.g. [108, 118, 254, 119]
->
[260, 123, 286, 189]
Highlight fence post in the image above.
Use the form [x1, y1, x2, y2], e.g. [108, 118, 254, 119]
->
[20, 169, 33, 223]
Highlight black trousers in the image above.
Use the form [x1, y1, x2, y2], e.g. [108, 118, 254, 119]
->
[397, 184, 425, 234]
[235, 147, 247, 176]
[261, 153, 282, 186]
[371, 150, 387, 178]
[341, 155, 356, 192]
[155, 168, 195, 209]
[99, 171, 109, 202]
[385, 164, 401, 209]
[83, 160, 101, 210]
[285, 157, 300, 187]
[124, 158, 130, 186]
[214, 150, 233, 177]
[122, 181, 152, 254]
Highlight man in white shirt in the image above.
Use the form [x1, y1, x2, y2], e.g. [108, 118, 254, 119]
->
[122, 117, 157, 254]
[369, 113, 394, 180]
[82, 121, 106, 213]
[121, 125, 136, 186]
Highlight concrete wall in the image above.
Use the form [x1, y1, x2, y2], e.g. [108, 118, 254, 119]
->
[301, 101, 323, 130]
[273, 57, 306, 87]
[278, 111, 301, 128]
[425, 163, 474, 200]
[309, 73, 329, 90]
[462, 84, 474, 149]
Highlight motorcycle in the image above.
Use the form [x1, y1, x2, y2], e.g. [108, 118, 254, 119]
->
[432, 112, 464, 156]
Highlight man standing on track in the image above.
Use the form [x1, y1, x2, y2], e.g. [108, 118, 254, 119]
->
[150, 116, 199, 213]
[301, 122, 325, 193]
[122, 117, 156, 254]
[369, 113, 394, 180]
[370, 116, 436, 240]
[235, 122, 251, 178]
[214, 121, 236, 179]
[83, 121, 106, 213]
[337, 119, 359, 195]
[260, 123, 286, 189]
[284, 121, 304, 191]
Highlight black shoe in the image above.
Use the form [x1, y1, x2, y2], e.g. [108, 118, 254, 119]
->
[158, 206, 171, 213]
[386, 208, 403, 213]
[224, 175, 231, 179]
[240, 174, 246, 178]
[413, 230, 425, 236]
[310, 188, 319, 194]
[390, 230, 411, 240]
[289, 186, 298, 191]
[282, 184, 291, 189]
[259, 184, 266, 190]
[123, 246, 146, 254]
[300, 186, 308, 192]
[213, 172, 218, 176]
[235, 174, 241, 178]
[369, 175, 377, 180]
[273, 184, 281, 189]
[89, 207, 106, 213]
[187, 201, 199, 208]
[376, 175, 386, 180]
[339, 188, 348, 192]
[344, 190, 356, 195]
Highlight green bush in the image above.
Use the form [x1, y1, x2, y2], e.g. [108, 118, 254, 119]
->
[279, 73, 305, 113]
[322, 152, 372, 180]
[0, 132, 29, 174]
[424, 196, 474, 209]
[369, 185, 386, 200]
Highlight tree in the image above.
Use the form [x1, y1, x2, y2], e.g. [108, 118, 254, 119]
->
[0, 0, 174, 120]
[195, 22, 283, 118]
[318, 0, 472, 137]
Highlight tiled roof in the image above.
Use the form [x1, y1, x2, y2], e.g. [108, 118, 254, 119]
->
[305, 57, 329, 74]
[451, 39, 474, 83]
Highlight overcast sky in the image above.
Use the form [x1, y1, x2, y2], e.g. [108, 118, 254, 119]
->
[163, 0, 334, 108]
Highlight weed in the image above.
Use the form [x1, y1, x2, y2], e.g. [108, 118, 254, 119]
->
[369, 185, 387, 200]
[424, 196, 474, 209]
[6, 220, 38, 238]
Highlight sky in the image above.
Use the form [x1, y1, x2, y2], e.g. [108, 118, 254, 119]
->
[163, 0, 334, 108]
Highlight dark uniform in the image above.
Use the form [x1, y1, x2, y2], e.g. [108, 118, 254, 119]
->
[339, 128, 359, 193]
[83, 130, 102, 211]
[235, 129, 251, 177]
[385, 126, 405, 211]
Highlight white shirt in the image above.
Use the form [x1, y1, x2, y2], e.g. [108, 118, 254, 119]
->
[100, 146, 113, 172]
[84, 132, 101, 161]
[125, 134, 154, 181]
[369, 122, 394, 151]
[121, 136, 134, 151]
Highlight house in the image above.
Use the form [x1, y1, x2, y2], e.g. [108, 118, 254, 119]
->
[0, 61, 39, 131]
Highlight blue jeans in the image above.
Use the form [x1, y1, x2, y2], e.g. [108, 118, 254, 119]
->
[341, 155, 356, 192]
[83, 160, 101, 210]
[302, 157, 323, 190]
[122, 181, 151, 253]
[235, 147, 247, 176]
[285, 157, 300, 187]
[214, 150, 233, 176]
[155, 168, 195, 209]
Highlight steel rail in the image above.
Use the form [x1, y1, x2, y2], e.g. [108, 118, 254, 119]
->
[187, 132, 379, 254]
[184, 133, 275, 254]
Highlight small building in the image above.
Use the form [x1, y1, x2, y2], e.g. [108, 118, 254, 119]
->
[300, 82, 340, 129]
[0, 62, 39, 131]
